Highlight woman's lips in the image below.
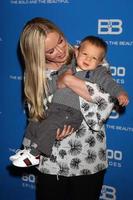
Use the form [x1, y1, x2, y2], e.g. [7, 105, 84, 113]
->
[58, 52, 66, 59]
[59, 55, 65, 59]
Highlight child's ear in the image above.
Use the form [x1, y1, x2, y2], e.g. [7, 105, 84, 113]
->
[74, 46, 79, 58]
[99, 56, 105, 65]
[99, 59, 104, 65]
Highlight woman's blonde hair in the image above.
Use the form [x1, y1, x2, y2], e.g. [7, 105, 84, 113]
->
[20, 17, 73, 121]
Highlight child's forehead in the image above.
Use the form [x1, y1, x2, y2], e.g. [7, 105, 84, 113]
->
[80, 40, 91, 46]
[80, 40, 104, 52]
[80, 41, 95, 50]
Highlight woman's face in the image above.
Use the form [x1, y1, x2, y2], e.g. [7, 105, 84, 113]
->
[45, 31, 68, 64]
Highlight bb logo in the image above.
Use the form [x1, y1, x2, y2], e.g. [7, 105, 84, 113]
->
[110, 66, 125, 77]
[98, 19, 123, 35]
[109, 110, 119, 119]
[100, 185, 116, 200]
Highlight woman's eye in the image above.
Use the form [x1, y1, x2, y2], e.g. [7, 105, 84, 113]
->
[58, 38, 63, 44]
[48, 49, 54, 54]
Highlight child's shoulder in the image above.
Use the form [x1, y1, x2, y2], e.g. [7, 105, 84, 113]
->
[94, 65, 109, 73]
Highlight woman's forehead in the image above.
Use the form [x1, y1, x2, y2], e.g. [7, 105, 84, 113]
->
[45, 31, 60, 51]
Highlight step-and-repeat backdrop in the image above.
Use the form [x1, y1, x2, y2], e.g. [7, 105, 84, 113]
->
[0, 1, 133, 200]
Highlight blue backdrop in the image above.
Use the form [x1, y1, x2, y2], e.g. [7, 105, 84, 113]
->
[0, 1, 133, 200]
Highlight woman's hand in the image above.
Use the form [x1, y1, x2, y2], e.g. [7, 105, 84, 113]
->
[56, 125, 74, 140]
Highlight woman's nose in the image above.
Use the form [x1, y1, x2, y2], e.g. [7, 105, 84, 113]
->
[56, 46, 64, 53]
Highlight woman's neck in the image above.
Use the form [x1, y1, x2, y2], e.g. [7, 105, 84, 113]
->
[46, 61, 66, 70]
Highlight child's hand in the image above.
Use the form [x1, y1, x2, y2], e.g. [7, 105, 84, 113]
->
[117, 92, 129, 106]
[56, 125, 74, 140]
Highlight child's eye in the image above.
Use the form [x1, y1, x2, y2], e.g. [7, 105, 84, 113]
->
[92, 57, 98, 60]
[82, 52, 87, 55]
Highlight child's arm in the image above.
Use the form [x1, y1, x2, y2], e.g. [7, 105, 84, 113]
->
[90, 66, 129, 106]
[57, 73, 94, 102]
[57, 72, 115, 131]
[57, 69, 129, 106]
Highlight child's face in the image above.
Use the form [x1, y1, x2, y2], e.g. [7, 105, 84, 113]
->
[75, 41, 105, 71]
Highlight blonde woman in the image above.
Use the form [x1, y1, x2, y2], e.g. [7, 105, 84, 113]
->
[10, 33, 129, 169]
[10, 17, 120, 200]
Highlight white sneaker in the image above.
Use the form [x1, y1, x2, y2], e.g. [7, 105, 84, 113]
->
[12, 150, 40, 167]
[9, 149, 27, 161]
